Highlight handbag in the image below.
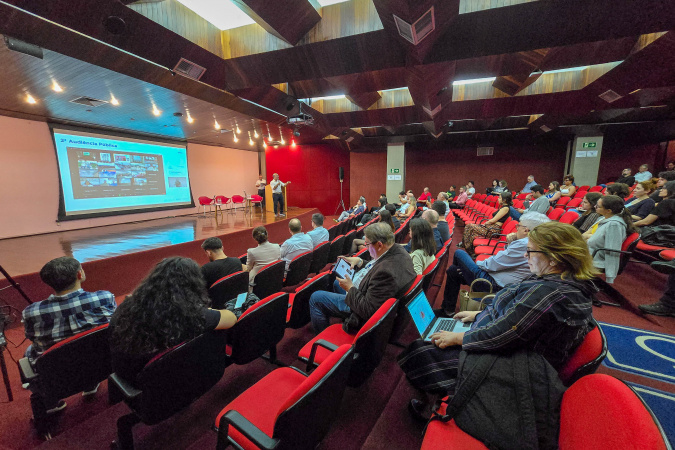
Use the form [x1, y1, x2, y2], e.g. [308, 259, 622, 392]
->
[224, 292, 260, 318]
[458, 278, 493, 312]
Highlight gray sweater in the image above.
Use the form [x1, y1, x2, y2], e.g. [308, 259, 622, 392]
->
[586, 215, 627, 283]
[526, 196, 550, 215]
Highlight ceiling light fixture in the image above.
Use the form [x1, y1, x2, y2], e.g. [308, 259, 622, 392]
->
[214, 119, 221, 130]
[233, 133, 239, 143]
[235, 120, 241, 134]
[51, 81, 63, 92]
[26, 93, 36, 104]
[110, 94, 120, 106]
[254, 129, 259, 138]
[248, 131, 254, 146]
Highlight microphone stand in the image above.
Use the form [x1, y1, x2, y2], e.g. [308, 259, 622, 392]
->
[0, 264, 32, 305]
[334, 179, 346, 214]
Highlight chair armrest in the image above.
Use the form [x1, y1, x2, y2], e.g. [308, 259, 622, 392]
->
[307, 339, 340, 370]
[108, 373, 141, 405]
[591, 248, 633, 257]
[219, 410, 279, 450]
[18, 357, 37, 384]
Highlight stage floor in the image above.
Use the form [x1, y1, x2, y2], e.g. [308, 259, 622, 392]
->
[0, 207, 314, 277]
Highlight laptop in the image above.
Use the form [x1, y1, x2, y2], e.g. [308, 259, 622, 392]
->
[406, 290, 472, 342]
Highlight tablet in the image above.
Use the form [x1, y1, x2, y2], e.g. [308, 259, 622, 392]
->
[334, 258, 355, 279]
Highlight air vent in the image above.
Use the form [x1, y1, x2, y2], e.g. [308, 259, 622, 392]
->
[173, 58, 206, 81]
[393, 7, 435, 45]
[598, 89, 623, 103]
[477, 146, 494, 156]
[540, 125, 552, 133]
[69, 96, 109, 107]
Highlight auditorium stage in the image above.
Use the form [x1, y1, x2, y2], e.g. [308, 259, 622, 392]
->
[0, 207, 320, 314]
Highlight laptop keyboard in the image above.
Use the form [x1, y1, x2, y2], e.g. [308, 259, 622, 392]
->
[434, 320, 456, 332]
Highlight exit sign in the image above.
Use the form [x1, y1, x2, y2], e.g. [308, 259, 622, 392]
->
[582, 142, 597, 148]
[390, 168, 400, 174]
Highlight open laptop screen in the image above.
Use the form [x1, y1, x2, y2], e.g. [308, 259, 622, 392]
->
[407, 290, 433, 335]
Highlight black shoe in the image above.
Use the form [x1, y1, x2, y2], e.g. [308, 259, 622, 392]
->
[408, 399, 430, 423]
[639, 302, 675, 317]
[651, 260, 675, 275]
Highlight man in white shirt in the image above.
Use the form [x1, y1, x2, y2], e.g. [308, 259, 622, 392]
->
[270, 173, 291, 217]
[307, 213, 329, 247]
[280, 218, 314, 276]
[635, 164, 653, 183]
[255, 175, 266, 208]
[466, 181, 476, 199]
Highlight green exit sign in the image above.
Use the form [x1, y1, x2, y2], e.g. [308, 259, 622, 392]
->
[582, 142, 597, 148]
[390, 168, 400, 174]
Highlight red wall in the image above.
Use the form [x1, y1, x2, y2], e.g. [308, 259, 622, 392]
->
[405, 141, 568, 196]
[597, 142, 665, 184]
[350, 151, 388, 207]
[265, 143, 350, 216]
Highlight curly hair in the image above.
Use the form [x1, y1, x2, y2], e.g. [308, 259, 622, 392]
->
[110, 257, 210, 355]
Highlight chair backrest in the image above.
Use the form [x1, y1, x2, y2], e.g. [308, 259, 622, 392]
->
[556, 197, 570, 208]
[327, 235, 346, 264]
[284, 251, 314, 287]
[287, 273, 330, 329]
[198, 196, 213, 205]
[308, 241, 330, 275]
[274, 345, 354, 449]
[250, 195, 263, 202]
[231, 195, 245, 203]
[36, 324, 112, 400]
[228, 292, 288, 365]
[618, 232, 640, 275]
[215, 195, 230, 204]
[389, 275, 425, 342]
[573, 190, 588, 200]
[588, 186, 603, 192]
[558, 320, 607, 386]
[547, 208, 565, 221]
[327, 224, 339, 241]
[208, 271, 250, 309]
[566, 198, 583, 210]
[421, 258, 441, 294]
[342, 229, 358, 255]
[559, 374, 670, 450]
[252, 260, 285, 299]
[579, 185, 591, 191]
[349, 298, 399, 386]
[559, 211, 579, 225]
[133, 330, 228, 424]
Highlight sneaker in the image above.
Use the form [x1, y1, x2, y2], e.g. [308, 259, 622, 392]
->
[651, 260, 675, 275]
[639, 302, 675, 317]
[279, 213, 286, 217]
[46, 400, 67, 415]
[82, 383, 100, 397]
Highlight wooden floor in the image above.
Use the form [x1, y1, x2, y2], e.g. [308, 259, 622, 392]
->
[0, 207, 314, 277]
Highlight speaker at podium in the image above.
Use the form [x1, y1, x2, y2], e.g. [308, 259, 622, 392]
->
[265, 183, 289, 214]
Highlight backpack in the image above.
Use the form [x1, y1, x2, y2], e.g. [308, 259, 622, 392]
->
[640, 225, 675, 248]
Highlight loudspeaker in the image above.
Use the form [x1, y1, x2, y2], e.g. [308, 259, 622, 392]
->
[339, 167, 344, 181]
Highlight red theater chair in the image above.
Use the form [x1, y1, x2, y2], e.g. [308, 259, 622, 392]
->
[548, 208, 565, 221]
[342, 229, 358, 255]
[198, 196, 214, 215]
[389, 275, 425, 344]
[286, 273, 330, 329]
[298, 298, 398, 387]
[308, 241, 330, 276]
[565, 198, 583, 210]
[558, 320, 607, 386]
[555, 197, 570, 209]
[250, 194, 263, 209]
[208, 271, 249, 309]
[231, 194, 246, 212]
[559, 210, 580, 224]
[108, 331, 228, 450]
[252, 260, 285, 300]
[227, 292, 288, 365]
[282, 251, 313, 290]
[18, 324, 112, 439]
[588, 186, 603, 192]
[215, 345, 354, 450]
[326, 235, 346, 266]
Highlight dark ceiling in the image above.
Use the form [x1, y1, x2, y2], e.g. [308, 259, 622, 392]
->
[0, 0, 674, 150]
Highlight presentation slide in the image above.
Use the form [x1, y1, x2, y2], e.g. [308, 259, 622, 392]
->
[52, 128, 194, 219]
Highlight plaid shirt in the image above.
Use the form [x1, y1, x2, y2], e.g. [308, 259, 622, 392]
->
[23, 289, 116, 362]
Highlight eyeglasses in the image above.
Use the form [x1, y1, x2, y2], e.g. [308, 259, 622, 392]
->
[525, 249, 546, 258]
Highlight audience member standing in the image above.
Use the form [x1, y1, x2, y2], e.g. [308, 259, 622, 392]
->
[200, 237, 246, 287]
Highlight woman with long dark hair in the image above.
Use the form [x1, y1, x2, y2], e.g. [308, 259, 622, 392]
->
[584, 195, 637, 283]
[546, 181, 561, 205]
[408, 218, 436, 275]
[572, 192, 602, 232]
[460, 192, 515, 254]
[110, 257, 237, 382]
[634, 180, 675, 227]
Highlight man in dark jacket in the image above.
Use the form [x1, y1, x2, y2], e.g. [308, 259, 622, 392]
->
[309, 223, 416, 333]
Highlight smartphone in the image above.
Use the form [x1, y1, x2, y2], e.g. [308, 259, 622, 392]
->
[334, 258, 355, 279]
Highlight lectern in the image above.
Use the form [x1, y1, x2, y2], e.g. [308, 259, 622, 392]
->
[265, 184, 288, 214]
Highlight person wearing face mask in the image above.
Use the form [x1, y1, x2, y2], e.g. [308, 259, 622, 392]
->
[308, 223, 416, 333]
[399, 222, 597, 421]
[625, 180, 657, 220]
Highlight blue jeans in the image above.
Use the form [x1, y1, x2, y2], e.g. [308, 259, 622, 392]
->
[509, 206, 522, 221]
[442, 249, 499, 313]
[309, 281, 351, 332]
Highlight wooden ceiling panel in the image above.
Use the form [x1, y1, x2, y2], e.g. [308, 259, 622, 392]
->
[231, 0, 321, 45]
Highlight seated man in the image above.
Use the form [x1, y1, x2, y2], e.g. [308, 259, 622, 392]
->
[439, 212, 550, 316]
[466, 181, 476, 199]
[447, 185, 456, 201]
[635, 164, 653, 183]
[448, 186, 468, 209]
[336, 198, 365, 222]
[405, 210, 443, 253]
[431, 201, 451, 244]
[280, 218, 314, 276]
[201, 237, 246, 287]
[307, 212, 329, 247]
[514, 184, 549, 217]
[309, 223, 416, 333]
[521, 175, 537, 194]
[417, 187, 432, 207]
[616, 168, 635, 186]
[22, 257, 116, 411]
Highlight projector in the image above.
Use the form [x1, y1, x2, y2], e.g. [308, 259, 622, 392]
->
[287, 113, 314, 126]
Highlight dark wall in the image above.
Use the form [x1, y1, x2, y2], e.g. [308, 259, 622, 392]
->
[349, 151, 388, 207]
[265, 143, 350, 216]
[405, 141, 569, 196]
[597, 142, 663, 184]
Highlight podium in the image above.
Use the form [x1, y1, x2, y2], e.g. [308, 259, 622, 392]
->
[265, 184, 287, 214]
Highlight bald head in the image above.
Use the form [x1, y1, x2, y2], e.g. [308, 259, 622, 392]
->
[422, 209, 439, 227]
[289, 218, 302, 234]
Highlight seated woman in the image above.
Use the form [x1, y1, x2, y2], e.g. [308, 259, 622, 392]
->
[399, 222, 597, 418]
[572, 192, 602, 232]
[625, 180, 657, 221]
[584, 195, 636, 284]
[244, 226, 281, 287]
[460, 192, 515, 254]
[634, 180, 675, 227]
[395, 195, 413, 219]
[494, 179, 508, 194]
[560, 175, 577, 198]
[408, 218, 437, 275]
[350, 209, 396, 254]
[486, 179, 499, 194]
[606, 182, 630, 200]
[546, 181, 561, 205]
[109, 257, 237, 383]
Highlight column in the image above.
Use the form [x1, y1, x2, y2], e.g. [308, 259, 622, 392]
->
[386, 143, 405, 201]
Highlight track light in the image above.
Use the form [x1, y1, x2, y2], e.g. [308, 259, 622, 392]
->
[26, 93, 37, 104]
[248, 131, 254, 146]
[51, 81, 63, 92]
[233, 133, 239, 143]
[186, 112, 194, 123]
[214, 119, 221, 130]
[110, 94, 120, 106]
[152, 104, 161, 116]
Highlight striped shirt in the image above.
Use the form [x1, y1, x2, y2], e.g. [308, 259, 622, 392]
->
[463, 274, 595, 370]
[23, 289, 116, 362]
